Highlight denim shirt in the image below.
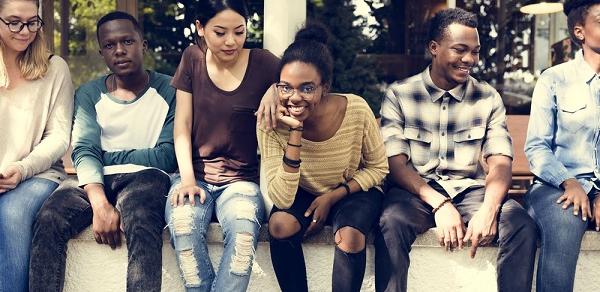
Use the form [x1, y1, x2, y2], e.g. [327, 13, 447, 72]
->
[525, 51, 600, 193]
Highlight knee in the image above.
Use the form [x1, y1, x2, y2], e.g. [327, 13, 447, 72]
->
[335, 226, 366, 253]
[268, 212, 301, 240]
[230, 198, 262, 225]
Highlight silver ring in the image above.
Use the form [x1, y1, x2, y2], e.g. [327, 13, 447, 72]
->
[312, 219, 318, 223]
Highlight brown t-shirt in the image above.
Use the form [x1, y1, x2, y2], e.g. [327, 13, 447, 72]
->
[172, 45, 279, 185]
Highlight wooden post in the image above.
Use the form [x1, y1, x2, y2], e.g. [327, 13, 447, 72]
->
[41, 0, 54, 51]
[60, 0, 70, 60]
[116, 0, 138, 18]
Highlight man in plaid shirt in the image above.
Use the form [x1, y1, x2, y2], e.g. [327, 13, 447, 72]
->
[374, 8, 537, 292]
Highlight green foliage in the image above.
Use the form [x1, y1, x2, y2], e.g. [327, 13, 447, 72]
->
[308, 0, 383, 116]
[54, 0, 116, 87]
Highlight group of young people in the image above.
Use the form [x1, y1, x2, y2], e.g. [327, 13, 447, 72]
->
[1, 0, 600, 291]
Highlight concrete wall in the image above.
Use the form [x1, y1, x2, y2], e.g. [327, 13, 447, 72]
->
[63, 226, 600, 292]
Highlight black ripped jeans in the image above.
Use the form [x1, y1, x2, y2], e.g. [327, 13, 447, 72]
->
[269, 187, 383, 292]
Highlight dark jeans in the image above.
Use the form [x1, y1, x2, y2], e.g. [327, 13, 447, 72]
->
[525, 180, 599, 292]
[269, 187, 383, 292]
[29, 169, 170, 292]
[374, 182, 537, 292]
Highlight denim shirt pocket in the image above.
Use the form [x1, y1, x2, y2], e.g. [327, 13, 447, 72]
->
[453, 126, 485, 166]
[404, 127, 433, 165]
[558, 101, 588, 132]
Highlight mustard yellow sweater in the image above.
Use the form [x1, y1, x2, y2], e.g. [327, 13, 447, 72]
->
[258, 94, 389, 209]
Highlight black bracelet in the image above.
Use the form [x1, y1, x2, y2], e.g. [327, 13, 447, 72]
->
[283, 155, 301, 168]
[289, 126, 304, 132]
[337, 182, 351, 196]
[287, 142, 302, 147]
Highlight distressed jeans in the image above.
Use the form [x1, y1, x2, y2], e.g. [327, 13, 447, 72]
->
[0, 177, 58, 292]
[29, 169, 170, 292]
[165, 176, 265, 292]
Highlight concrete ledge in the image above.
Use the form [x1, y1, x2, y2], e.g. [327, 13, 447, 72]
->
[65, 225, 600, 292]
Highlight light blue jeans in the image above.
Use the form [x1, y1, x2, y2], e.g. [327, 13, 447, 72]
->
[165, 176, 265, 292]
[0, 177, 58, 292]
[525, 181, 597, 292]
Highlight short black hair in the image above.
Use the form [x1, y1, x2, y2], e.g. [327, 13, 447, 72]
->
[427, 8, 478, 43]
[565, 0, 600, 46]
[279, 22, 334, 87]
[96, 11, 143, 41]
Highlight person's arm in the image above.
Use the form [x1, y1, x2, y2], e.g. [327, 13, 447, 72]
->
[71, 86, 121, 249]
[257, 125, 301, 209]
[463, 154, 511, 258]
[102, 89, 177, 172]
[170, 89, 206, 206]
[525, 76, 574, 187]
[381, 85, 464, 250]
[348, 103, 389, 191]
[524, 75, 590, 220]
[7, 58, 74, 181]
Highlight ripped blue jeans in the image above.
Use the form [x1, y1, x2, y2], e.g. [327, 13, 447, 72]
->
[165, 176, 264, 292]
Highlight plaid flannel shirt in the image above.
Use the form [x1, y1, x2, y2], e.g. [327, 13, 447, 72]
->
[381, 67, 513, 197]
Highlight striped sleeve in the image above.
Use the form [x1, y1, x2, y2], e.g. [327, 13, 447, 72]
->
[257, 127, 299, 209]
[351, 99, 389, 191]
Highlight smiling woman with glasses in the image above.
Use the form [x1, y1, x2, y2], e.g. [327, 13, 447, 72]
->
[0, 1, 73, 292]
[258, 23, 389, 292]
[0, 15, 43, 33]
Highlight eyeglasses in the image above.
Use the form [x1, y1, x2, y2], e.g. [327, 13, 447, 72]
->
[0, 16, 43, 33]
[276, 82, 320, 99]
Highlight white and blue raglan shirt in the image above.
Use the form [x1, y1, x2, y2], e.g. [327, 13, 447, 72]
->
[71, 71, 177, 186]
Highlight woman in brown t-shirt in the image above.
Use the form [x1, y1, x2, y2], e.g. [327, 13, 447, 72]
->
[164, 1, 279, 291]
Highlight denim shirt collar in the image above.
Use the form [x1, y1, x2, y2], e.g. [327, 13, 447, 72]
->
[423, 66, 466, 102]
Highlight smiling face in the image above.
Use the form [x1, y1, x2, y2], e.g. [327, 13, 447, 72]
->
[0, 0, 39, 55]
[197, 9, 246, 64]
[277, 61, 324, 122]
[97, 19, 147, 77]
[429, 23, 480, 90]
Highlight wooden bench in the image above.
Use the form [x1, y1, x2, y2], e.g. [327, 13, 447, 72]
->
[506, 115, 533, 198]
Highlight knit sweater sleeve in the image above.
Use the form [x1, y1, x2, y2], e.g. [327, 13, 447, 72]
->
[257, 127, 299, 209]
[350, 99, 389, 191]
[11, 57, 74, 180]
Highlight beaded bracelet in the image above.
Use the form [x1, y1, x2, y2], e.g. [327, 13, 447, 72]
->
[289, 126, 304, 132]
[283, 155, 301, 168]
[287, 142, 302, 147]
[432, 198, 452, 214]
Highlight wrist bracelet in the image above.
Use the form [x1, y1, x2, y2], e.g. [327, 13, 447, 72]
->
[287, 142, 302, 147]
[337, 182, 351, 196]
[283, 155, 301, 168]
[432, 198, 452, 214]
[289, 126, 304, 132]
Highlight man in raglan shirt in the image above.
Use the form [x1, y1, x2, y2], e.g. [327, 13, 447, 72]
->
[29, 11, 176, 292]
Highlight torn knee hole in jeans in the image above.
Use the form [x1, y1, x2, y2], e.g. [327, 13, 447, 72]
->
[230, 233, 255, 275]
[179, 249, 201, 286]
[172, 205, 194, 235]
[232, 200, 258, 223]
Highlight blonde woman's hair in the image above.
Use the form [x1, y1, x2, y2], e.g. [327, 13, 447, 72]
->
[0, 0, 49, 88]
